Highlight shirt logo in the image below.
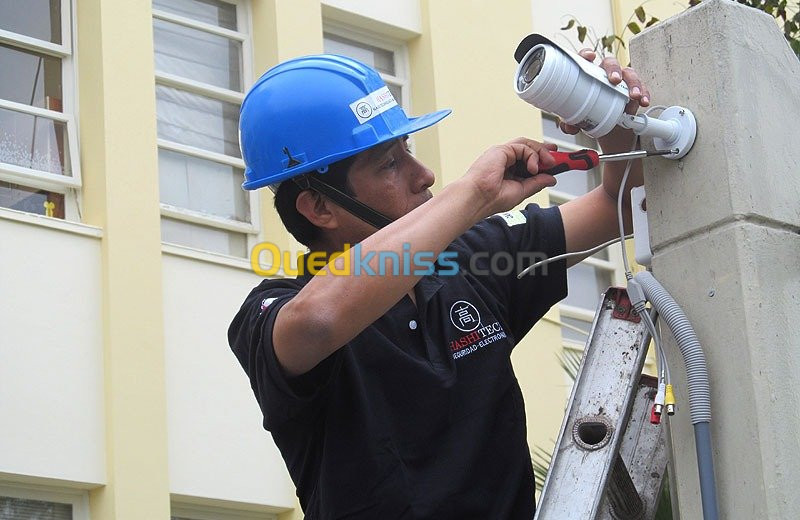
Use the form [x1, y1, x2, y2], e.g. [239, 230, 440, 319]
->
[259, 297, 277, 315]
[449, 300, 481, 332]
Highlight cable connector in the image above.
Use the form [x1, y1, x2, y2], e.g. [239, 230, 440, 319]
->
[665, 384, 676, 416]
[654, 382, 666, 417]
[650, 405, 661, 425]
[626, 278, 647, 315]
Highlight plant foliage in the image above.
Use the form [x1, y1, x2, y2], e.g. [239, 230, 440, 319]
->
[560, 1, 800, 58]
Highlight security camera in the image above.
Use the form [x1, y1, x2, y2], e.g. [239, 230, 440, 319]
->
[513, 34, 696, 159]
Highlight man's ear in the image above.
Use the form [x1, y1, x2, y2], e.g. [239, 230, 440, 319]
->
[296, 189, 338, 230]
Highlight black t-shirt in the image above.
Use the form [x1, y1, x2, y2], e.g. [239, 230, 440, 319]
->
[229, 204, 568, 519]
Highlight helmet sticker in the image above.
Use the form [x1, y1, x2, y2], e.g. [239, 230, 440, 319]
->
[349, 86, 398, 125]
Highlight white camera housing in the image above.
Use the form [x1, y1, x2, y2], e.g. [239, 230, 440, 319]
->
[513, 34, 697, 159]
[515, 42, 630, 138]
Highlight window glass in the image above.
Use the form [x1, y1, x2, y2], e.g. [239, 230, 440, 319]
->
[158, 148, 248, 221]
[155, 85, 241, 157]
[0, 495, 72, 519]
[551, 166, 601, 198]
[153, 0, 237, 30]
[0, 107, 70, 176]
[561, 316, 591, 345]
[563, 262, 613, 311]
[161, 217, 247, 257]
[0, 181, 64, 217]
[323, 33, 395, 76]
[541, 116, 595, 148]
[153, 18, 242, 91]
[0, 44, 63, 110]
[0, 0, 62, 44]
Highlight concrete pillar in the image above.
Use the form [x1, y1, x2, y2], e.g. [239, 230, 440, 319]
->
[629, 1, 800, 518]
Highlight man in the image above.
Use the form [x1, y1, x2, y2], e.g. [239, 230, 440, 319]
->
[229, 48, 649, 518]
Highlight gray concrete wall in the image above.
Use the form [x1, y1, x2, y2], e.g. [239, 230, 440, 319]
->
[629, 1, 800, 518]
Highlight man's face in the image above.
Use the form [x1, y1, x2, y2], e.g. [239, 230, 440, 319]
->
[335, 136, 435, 243]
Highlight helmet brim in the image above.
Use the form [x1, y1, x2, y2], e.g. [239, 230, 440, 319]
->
[245, 108, 452, 191]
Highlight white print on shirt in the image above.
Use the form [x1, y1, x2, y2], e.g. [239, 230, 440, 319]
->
[495, 210, 527, 227]
[260, 297, 277, 315]
[449, 321, 507, 361]
[449, 300, 481, 332]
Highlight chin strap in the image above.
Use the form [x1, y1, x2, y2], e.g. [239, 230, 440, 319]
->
[295, 174, 393, 230]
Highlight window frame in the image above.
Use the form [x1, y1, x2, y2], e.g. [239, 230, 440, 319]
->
[171, 501, 278, 520]
[0, 482, 89, 520]
[0, 0, 82, 220]
[322, 21, 411, 113]
[152, 0, 260, 256]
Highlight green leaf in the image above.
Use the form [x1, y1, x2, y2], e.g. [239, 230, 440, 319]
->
[577, 25, 587, 42]
[791, 38, 800, 56]
[561, 19, 576, 30]
[627, 22, 642, 34]
[635, 5, 647, 22]
[646, 16, 661, 28]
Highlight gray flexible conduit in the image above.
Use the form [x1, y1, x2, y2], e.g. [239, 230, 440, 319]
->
[633, 271, 719, 520]
[634, 271, 711, 424]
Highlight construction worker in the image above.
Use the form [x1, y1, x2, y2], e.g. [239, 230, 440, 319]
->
[228, 48, 649, 518]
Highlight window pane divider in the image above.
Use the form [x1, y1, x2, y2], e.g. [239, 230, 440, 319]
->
[157, 139, 244, 168]
[0, 29, 70, 58]
[547, 189, 576, 204]
[155, 71, 244, 103]
[0, 163, 80, 192]
[0, 98, 70, 122]
[161, 203, 256, 233]
[559, 303, 597, 321]
[152, 8, 247, 41]
[581, 256, 617, 271]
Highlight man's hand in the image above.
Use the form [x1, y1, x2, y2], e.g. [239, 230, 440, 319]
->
[461, 138, 558, 218]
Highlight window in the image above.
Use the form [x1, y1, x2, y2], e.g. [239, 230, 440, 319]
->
[323, 26, 409, 113]
[0, 484, 88, 520]
[0, 0, 80, 220]
[152, 0, 256, 258]
[543, 116, 624, 347]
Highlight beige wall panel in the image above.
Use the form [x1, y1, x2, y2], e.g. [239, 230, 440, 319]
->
[321, 0, 421, 39]
[0, 221, 106, 485]
[162, 255, 295, 510]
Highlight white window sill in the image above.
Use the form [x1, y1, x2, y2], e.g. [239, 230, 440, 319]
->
[0, 207, 102, 238]
[161, 242, 255, 271]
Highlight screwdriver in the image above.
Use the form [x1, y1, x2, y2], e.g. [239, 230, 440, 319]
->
[513, 148, 678, 177]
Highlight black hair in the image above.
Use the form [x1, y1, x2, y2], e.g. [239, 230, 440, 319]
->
[273, 154, 358, 248]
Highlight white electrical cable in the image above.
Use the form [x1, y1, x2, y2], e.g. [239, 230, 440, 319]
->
[516, 234, 633, 278]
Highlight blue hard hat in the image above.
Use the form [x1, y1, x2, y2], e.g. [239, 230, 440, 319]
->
[239, 54, 451, 191]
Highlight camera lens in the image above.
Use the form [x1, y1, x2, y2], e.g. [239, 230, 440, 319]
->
[517, 47, 545, 91]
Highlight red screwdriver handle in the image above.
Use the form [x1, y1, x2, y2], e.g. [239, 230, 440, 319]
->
[512, 149, 600, 177]
[540, 149, 600, 175]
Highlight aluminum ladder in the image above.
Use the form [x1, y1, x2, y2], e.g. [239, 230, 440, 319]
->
[534, 287, 669, 520]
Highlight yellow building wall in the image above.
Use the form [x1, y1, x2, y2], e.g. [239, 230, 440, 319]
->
[77, 0, 171, 519]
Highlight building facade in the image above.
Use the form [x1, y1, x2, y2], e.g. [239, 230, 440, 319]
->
[0, 0, 678, 518]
